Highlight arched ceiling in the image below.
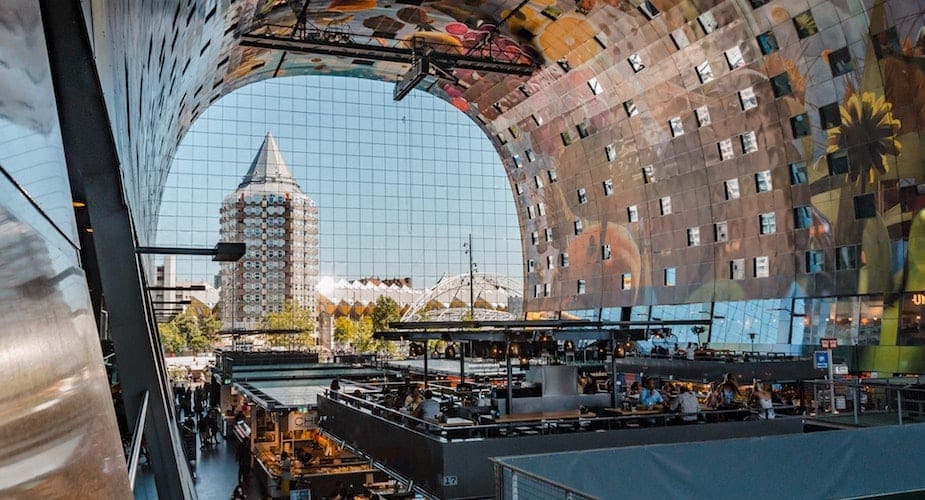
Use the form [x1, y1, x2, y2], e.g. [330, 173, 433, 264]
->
[92, 0, 925, 314]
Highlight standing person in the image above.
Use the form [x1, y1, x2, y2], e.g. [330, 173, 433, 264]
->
[236, 439, 251, 484]
[721, 373, 741, 405]
[279, 451, 292, 497]
[752, 383, 776, 419]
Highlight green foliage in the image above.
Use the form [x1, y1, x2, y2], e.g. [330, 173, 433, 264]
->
[333, 316, 357, 345]
[371, 295, 401, 332]
[158, 321, 185, 354]
[158, 311, 221, 354]
[259, 299, 316, 349]
[333, 315, 396, 355]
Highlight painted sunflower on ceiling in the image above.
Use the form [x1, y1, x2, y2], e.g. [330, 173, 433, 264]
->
[826, 91, 901, 184]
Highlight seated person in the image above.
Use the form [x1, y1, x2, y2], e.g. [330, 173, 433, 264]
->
[669, 386, 701, 423]
[404, 386, 423, 413]
[415, 390, 441, 426]
[639, 378, 665, 409]
[627, 381, 641, 397]
[720, 373, 741, 406]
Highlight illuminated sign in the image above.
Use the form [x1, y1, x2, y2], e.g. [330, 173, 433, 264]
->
[911, 293, 925, 306]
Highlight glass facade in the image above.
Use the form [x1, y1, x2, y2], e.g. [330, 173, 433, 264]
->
[157, 77, 522, 290]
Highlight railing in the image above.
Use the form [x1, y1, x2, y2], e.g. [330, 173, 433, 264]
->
[495, 461, 598, 500]
[325, 390, 800, 442]
[799, 378, 925, 427]
[127, 390, 150, 490]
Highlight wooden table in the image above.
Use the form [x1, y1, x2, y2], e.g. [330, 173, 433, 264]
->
[603, 408, 670, 417]
[441, 417, 475, 427]
[495, 410, 595, 423]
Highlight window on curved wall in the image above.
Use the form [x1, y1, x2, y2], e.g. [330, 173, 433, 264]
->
[650, 303, 710, 347]
[710, 299, 790, 348]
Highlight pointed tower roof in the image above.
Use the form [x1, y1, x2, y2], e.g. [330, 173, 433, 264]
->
[238, 132, 302, 191]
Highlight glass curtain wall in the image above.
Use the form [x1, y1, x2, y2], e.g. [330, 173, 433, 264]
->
[156, 76, 522, 290]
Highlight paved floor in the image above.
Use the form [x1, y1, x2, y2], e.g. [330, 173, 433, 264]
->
[135, 432, 264, 499]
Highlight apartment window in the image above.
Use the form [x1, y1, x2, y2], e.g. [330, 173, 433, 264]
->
[509, 125, 519, 139]
[805, 249, 825, 273]
[725, 46, 745, 70]
[561, 130, 574, 146]
[698, 11, 718, 34]
[739, 87, 757, 110]
[756, 31, 778, 55]
[696, 61, 714, 83]
[828, 150, 849, 176]
[605, 144, 616, 162]
[513, 154, 523, 168]
[515, 183, 524, 195]
[628, 53, 645, 72]
[603, 179, 614, 196]
[724, 179, 740, 200]
[664, 268, 677, 287]
[836, 245, 858, 270]
[755, 170, 772, 192]
[497, 133, 507, 145]
[534, 285, 542, 298]
[547, 169, 558, 183]
[577, 280, 586, 294]
[771, 72, 792, 98]
[543, 283, 551, 297]
[537, 202, 546, 217]
[638, 0, 659, 19]
[623, 99, 638, 117]
[790, 113, 810, 138]
[532, 114, 543, 126]
[741, 131, 758, 154]
[872, 27, 901, 59]
[643, 165, 656, 183]
[660, 196, 672, 215]
[695, 106, 711, 127]
[789, 162, 808, 185]
[854, 193, 877, 219]
[794, 206, 813, 229]
[577, 188, 588, 204]
[574, 220, 584, 235]
[820, 102, 841, 129]
[750, 0, 769, 7]
[577, 121, 590, 138]
[528, 259, 536, 272]
[829, 46, 854, 76]
[602, 244, 612, 260]
[621, 273, 632, 290]
[545, 228, 554, 242]
[527, 205, 535, 219]
[671, 29, 690, 50]
[730, 259, 745, 280]
[715, 221, 729, 242]
[628, 205, 639, 223]
[687, 227, 701, 246]
[531, 231, 539, 245]
[560, 252, 569, 267]
[525, 149, 536, 162]
[535, 175, 544, 188]
[669, 116, 684, 137]
[754, 256, 770, 278]
[759, 212, 776, 234]
[719, 138, 734, 160]
[793, 10, 818, 39]
[588, 77, 603, 95]
[547, 255, 555, 270]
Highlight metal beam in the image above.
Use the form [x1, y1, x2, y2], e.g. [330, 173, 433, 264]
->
[373, 328, 651, 343]
[240, 34, 536, 76]
[388, 319, 711, 330]
[39, 1, 194, 497]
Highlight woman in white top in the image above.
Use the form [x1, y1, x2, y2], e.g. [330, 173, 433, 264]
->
[753, 384, 776, 419]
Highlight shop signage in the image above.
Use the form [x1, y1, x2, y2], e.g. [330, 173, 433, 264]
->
[443, 475, 458, 486]
[912, 293, 925, 306]
[814, 351, 829, 369]
[820, 338, 838, 349]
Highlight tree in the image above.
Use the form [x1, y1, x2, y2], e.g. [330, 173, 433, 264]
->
[259, 299, 316, 349]
[333, 316, 357, 348]
[371, 295, 401, 332]
[158, 321, 185, 354]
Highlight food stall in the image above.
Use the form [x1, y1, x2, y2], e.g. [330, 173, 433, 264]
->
[234, 373, 399, 498]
